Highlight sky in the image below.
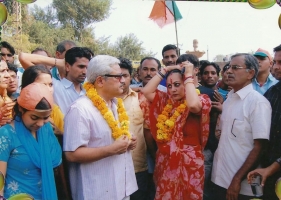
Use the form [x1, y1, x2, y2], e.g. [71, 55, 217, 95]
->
[32, 0, 281, 60]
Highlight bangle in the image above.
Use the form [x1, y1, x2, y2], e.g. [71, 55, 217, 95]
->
[54, 58, 57, 66]
[158, 71, 165, 79]
[276, 157, 281, 166]
[184, 75, 193, 81]
[156, 73, 163, 80]
[184, 78, 194, 85]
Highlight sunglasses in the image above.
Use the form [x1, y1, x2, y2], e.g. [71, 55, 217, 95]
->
[103, 74, 124, 81]
[0, 53, 13, 57]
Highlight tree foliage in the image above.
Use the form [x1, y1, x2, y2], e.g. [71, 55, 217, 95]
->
[2, 0, 156, 61]
[52, 0, 111, 41]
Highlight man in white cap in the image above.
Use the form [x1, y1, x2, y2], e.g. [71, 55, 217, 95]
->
[252, 48, 278, 94]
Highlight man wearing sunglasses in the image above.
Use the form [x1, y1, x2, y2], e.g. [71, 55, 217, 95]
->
[252, 48, 278, 95]
[211, 53, 271, 200]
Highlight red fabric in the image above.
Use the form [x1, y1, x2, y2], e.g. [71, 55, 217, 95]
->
[149, 90, 211, 200]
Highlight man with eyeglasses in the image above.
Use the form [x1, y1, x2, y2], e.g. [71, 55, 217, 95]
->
[211, 53, 271, 200]
[63, 55, 137, 200]
[252, 48, 278, 95]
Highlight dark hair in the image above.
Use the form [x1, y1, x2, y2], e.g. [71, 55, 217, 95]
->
[83, 47, 94, 58]
[65, 47, 91, 66]
[176, 54, 200, 68]
[118, 57, 133, 75]
[31, 47, 50, 57]
[231, 53, 258, 78]
[162, 44, 179, 57]
[199, 61, 221, 76]
[0, 41, 15, 55]
[140, 57, 161, 70]
[13, 98, 51, 119]
[166, 69, 183, 79]
[21, 65, 51, 89]
[222, 62, 230, 72]
[7, 62, 18, 74]
[273, 44, 281, 53]
[56, 40, 77, 53]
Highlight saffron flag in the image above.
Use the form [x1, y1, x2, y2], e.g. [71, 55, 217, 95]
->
[149, 1, 183, 28]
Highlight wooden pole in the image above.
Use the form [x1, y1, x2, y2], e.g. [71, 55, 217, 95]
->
[172, 2, 179, 51]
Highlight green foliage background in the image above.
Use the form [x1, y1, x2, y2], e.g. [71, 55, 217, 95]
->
[2, 0, 156, 60]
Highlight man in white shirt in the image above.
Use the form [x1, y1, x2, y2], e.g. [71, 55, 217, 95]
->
[63, 55, 138, 200]
[211, 53, 272, 200]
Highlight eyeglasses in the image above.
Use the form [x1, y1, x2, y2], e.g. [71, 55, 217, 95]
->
[103, 73, 124, 81]
[225, 65, 247, 70]
[0, 53, 13, 57]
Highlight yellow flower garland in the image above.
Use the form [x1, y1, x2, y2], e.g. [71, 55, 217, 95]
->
[156, 99, 187, 142]
[156, 89, 201, 142]
[83, 82, 131, 140]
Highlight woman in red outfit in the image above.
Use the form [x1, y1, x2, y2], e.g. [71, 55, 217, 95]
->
[142, 58, 211, 200]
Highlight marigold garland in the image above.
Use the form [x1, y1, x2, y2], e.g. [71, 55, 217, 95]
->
[83, 82, 131, 140]
[156, 89, 201, 142]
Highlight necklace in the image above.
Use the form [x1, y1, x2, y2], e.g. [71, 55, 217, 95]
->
[83, 82, 131, 140]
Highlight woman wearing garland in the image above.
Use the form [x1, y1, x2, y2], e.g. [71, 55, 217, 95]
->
[142, 59, 211, 200]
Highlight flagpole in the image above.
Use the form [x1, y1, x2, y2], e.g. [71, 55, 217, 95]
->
[172, 2, 179, 51]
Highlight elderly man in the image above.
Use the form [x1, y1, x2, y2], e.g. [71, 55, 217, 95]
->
[63, 55, 137, 200]
[211, 53, 272, 200]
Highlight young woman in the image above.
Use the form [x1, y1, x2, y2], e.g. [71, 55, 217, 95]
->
[0, 82, 62, 199]
[142, 61, 211, 200]
[21, 65, 64, 134]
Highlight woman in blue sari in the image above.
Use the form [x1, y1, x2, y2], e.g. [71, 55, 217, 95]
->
[0, 82, 62, 199]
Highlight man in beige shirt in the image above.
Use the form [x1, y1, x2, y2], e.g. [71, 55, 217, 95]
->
[118, 58, 148, 200]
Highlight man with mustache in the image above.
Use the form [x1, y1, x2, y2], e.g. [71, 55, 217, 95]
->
[131, 57, 166, 200]
[211, 53, 271, 200]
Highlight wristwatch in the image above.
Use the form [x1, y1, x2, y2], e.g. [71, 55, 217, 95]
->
[276, 157, 281, 166]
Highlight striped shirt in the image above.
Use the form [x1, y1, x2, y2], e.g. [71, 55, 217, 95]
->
[63, 96, 137, 200]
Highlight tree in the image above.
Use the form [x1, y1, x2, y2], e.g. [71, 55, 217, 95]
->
[52, 0, 111, 41]
[112, 33, 156, 60]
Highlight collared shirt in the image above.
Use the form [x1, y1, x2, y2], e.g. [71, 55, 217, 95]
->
[252, 73, 278, 95]
[16, 67, 24, 93]
[53, 78, 85, 114]
[212, 83, 271, 196]
[264, 81, 281, 166]
[51, 67, 61, 81]
[122, 88, 147, 173]
[63, 96, 137, 200]
[130, 82, 167, 93]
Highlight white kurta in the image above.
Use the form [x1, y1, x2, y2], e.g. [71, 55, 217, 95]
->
[63, 96, 137, 200]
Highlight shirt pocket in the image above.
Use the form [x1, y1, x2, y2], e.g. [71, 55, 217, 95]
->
[229, 119, 246, 145]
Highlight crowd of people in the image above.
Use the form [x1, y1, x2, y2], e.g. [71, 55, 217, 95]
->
[0, 40, 281, 200]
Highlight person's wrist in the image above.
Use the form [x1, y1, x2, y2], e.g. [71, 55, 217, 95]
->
[160, 67, 167, 75]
